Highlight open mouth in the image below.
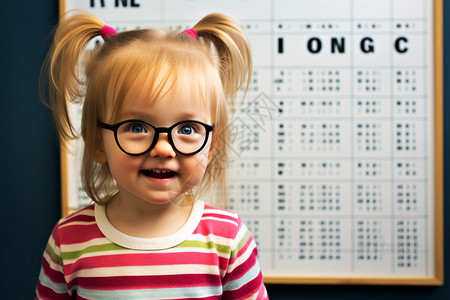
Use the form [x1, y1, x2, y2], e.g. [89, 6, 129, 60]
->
[140, 169, 177, 179]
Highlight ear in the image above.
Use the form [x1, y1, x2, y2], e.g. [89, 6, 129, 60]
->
[82, 124, 108, 164]
[93, 140, 108, 164]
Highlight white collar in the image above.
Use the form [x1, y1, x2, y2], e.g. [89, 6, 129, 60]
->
[95, 200, 204, 250]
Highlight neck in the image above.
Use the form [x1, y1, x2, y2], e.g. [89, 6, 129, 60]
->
[106, 193, 194, 238]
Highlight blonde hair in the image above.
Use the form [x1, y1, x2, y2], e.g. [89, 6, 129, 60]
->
[41, 12, 252, 207]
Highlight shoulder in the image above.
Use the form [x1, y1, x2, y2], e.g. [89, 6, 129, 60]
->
[57, 204, 96, 227]
[197, 204, 245, 239]
[203, 205, 242, 225]
[52, 204, 101, 244]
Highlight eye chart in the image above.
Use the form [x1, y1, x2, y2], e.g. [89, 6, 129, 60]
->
[60, 0, 443, 285]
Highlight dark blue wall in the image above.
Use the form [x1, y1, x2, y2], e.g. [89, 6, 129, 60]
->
[1, 1, 448, 299]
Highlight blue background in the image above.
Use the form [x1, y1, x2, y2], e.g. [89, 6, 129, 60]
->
[1, 1, 448, 299]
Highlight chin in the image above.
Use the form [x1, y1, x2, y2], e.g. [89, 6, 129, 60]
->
[142, 191, 186, 206]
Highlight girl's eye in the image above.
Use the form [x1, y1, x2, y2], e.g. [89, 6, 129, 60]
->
[131, 125, 145, 133]
[178, 124, 195, 135]
[124, 122, 147, 134]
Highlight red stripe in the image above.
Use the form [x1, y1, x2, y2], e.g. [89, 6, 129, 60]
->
[64, 251, 220, 274]
[58, 223, 103, 245]
[43, 246, 63, 270]
[203, 206, 239, 223]
[59, 205, 94, 225]
[223, 247, 258, 285]
[52, 206, 105, 246]
[218, 256, 229, 272]
[72, 274, 222, 290]
[36, 281, 71, 300]
[229, 232, 255, 266]
[194, 219, 238, 239]
[40, 256, 67, 285]
[223, 271, 264, 299]
[256, 281, 268, 300]
[60, 213, 94, 225]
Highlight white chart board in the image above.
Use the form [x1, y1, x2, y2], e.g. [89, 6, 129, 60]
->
[59, 0, 443, 285]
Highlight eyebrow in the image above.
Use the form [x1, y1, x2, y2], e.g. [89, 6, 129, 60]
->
[117, 112, 210, 124]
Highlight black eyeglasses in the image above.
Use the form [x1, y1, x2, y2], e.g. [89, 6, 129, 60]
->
[98, 119, 214, 156]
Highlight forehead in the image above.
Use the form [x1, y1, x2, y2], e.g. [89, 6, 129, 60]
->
[103, 45, 222, 123]
[122, 82, 213, 123]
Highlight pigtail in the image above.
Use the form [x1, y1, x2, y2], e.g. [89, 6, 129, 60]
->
[189, 14, 252, 208]
[193, 13, 252, 106]
[41, 12, 104, 143]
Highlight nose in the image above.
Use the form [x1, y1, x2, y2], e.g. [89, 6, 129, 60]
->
[149, 133, 176, 158]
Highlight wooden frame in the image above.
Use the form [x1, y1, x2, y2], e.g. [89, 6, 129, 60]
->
[58, 0, 443, 285]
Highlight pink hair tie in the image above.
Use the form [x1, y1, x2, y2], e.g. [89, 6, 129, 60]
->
[182, 28, 197, 40]
[101, 25, 117, 40]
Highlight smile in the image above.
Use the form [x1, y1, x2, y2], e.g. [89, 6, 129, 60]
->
[141, 169, 177, 179]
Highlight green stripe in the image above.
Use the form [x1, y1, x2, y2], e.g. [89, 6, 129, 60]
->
[176, 240, 231, 254]
[61, 238, 236, 261]
[230, 230, 251, 259]
[45, 243, 62, 264]
[62, 243, 125, 260]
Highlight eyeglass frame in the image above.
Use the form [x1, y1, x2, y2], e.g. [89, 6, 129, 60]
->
[98, 119, 214, 156]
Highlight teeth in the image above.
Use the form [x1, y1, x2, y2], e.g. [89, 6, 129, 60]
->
[151, 169, 170, 173]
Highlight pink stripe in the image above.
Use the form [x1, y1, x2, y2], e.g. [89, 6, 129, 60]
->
[73, 274, 221, 290]
[218, 256, 229, 272]
[256, 281, 269, 300]
[204, 205, 238, 221]
[194, 219, 239, 239]
[223, 271, 264, 299]
[223, 247, 258, 285]
[64, 251, 219, 274]
[59, 225, 103, 245]
[228, 233, 255, 266]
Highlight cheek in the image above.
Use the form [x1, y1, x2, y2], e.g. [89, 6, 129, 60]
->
[195, 145, 211, 172]
[103, 135, 141, 178]
[181, 149, 210, 184]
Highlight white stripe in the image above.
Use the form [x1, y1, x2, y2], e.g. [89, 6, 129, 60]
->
[58, 220, 97, 229]
[62, 207, 94, 222]
[201, 216, 238, 227]
[227, 225, 255, 273]
[233, 223, 249, 245]
[63, 237, 111, 252]
[228, 239, 256, 273]
[42, 251, 64, 274]
[190, 233, 233, 245]
[45, 234, 58, 250]
[204, 208, 237, 219]
[66, 264, 220, 282]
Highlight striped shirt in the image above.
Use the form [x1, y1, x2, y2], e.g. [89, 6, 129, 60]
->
[36, 201, 268, 299]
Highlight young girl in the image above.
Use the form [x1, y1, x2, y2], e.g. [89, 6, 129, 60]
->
[36, 11, 268, 299]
